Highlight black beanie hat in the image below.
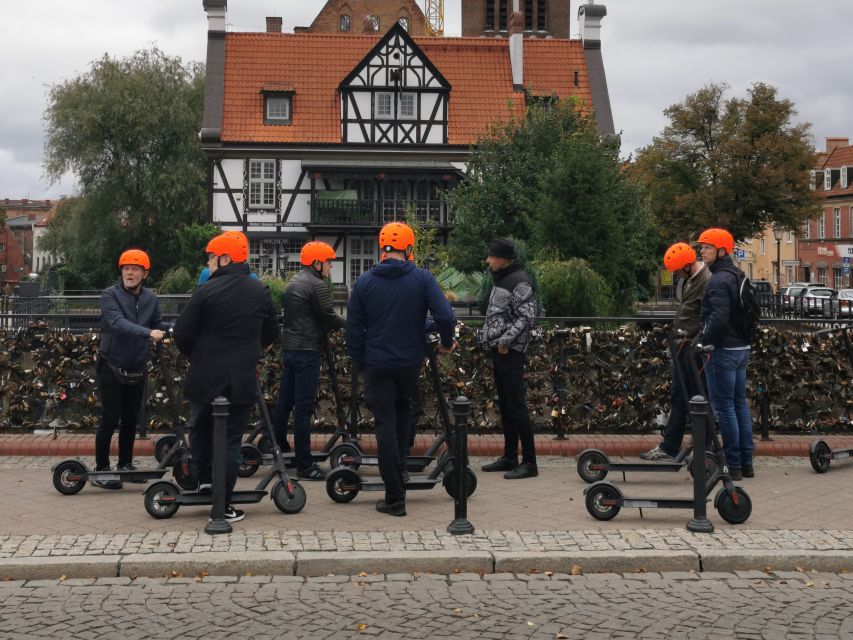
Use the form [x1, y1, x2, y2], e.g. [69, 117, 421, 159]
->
[487, 238, 516, 259]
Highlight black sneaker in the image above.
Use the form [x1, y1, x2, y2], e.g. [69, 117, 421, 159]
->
[223, 506, 245, 523]
[118, 463, 146, 483]
[481, 456, 518, 472]
[741, 464, 754, 478]
[729, 467, 743, 481]
[90, 468, 123, 490]
[504, 462, 539, 479]
[376, 500, 406, 517]
[297, 464, 326, 481]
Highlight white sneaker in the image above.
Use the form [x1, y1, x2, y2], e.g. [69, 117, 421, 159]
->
[639, 445, 674, 461]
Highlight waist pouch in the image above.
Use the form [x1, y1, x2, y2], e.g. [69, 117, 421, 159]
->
[107, 362, 145, 385]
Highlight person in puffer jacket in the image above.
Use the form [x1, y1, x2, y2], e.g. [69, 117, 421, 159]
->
[479, 238, 539, 480]
[346, 222, 455, 517]
[697, 227, 754, 481]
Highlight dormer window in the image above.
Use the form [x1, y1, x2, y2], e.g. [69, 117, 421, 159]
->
[340, 14, 351, 31]
[825, 169, 832, 190]
[843, 166, 849, 189]
[262, 86, 294, 125]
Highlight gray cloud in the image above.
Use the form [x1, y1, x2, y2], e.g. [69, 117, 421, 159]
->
[0, 0, 851, 200]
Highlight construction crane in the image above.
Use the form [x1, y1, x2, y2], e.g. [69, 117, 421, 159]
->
[423, 0, 444, 36]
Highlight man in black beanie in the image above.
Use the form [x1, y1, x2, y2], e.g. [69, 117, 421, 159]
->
[479, 238, 538, 479]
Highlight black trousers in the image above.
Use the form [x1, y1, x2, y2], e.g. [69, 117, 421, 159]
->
[363, 366, 421, 504]
[95, 361, 145, 470]
[491, 349, 536, 465]
[189, 401, 253, 505]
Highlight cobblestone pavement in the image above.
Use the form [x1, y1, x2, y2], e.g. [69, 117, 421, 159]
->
[2, 571, 853, 639]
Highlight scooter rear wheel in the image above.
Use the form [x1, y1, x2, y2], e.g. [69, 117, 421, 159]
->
[443, 467, 478, 499]
[144, 481, 180, 519]
[52, 460, 87, 495]
[257, 434, 273, 455]
[153, 434, 178, 464]
[326, 468, 361, 503]
[714, 486, 752, 525]
[585, 483, 622, 521]
[809, 441, 832, 473]
[329, 443, 362, 470]
[686, 452, 718, 481]
[577, 450, 609, 483]
[172, 459, 197, 491]
[272, 480, 307, 514]
[238, 443, 262, 478]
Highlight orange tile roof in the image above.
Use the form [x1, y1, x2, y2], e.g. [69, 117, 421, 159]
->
[221, 33, 594, 146]
[818, 143, 853, 197]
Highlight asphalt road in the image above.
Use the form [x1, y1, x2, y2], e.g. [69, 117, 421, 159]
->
[2, 570, 852, 639]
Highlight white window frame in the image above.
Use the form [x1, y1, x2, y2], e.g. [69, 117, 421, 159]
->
[375, 92, 393, 119]
[0, 265, 6, 273]
[760, 238, 766, 255]
[374, 92, 416, 120]
[843, 166, 849, 189]
[398, 93, 416, 119]
[340, 14, 351, 31]
[786, 231, 793, 243]
[0, 242, 5, 252]
[835, 268, 844, 290]
[818, 266, 827, 285]
[818, 214, 825, 239]
[810, 170, 817, 191]
[265, 96, 291, 122]
[835, 208, 842, 238]
[248, 159, 276, 209]
[825, 169, 832, 190]
[802, 221, 810, 240]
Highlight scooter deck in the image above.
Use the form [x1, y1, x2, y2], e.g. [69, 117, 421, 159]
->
[831, 449, 852, 460]
[601, 461, 685, 473]
[357, 476, 440, 492]
[341, 455, 432, 472]
[84, 470, 169, 482]
[173, 489, 267, 505]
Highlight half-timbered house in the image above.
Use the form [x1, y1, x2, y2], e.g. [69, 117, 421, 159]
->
[200, 0, 614, 286]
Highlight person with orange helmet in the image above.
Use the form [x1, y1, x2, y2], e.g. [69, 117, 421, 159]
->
[173, 230, 279, 524]
[696, 227, 755, 480]
[271, 240, 346, 480]
[346, 222, 456, 516]
[640, 242, 710, 462]
[92, 248, 169, 489]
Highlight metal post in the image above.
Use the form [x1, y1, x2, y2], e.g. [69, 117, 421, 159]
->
[775, 237, 781, 290]
[205, 396, 232, 535]
[686, 394, 714, 533]
[447, 395, 474, 535]
[759, 389, 772, 441]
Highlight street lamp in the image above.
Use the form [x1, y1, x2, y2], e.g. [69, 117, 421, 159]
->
[772, 224, 783, 291]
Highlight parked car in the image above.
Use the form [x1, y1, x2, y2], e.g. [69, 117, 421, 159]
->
[780, 283, 829, 311]
[801, 287, 836, 316]
[752, 279, 773, 309]
[832, 289, 853, 317]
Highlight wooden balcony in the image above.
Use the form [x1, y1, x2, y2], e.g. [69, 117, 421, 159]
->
[309, 199, 450, 228]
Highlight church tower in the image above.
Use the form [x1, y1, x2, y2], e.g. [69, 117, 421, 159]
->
[462, 0, 571, 38]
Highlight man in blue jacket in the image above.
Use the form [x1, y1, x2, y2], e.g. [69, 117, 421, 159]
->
[346, 222, 456, 516]
[94, 249, 168, 489]
[697, 227, 754, 481]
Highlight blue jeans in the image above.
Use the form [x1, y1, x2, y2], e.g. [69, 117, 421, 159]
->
[273, 350, 321, 470]
[704, 348, 754, 469]
[189, 401, 252, 505]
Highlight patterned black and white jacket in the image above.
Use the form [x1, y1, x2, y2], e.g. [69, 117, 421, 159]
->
[481, 262, 537, 353]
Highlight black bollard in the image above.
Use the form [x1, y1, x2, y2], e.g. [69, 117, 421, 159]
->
[205, 396, 232, 535]
[686, 394, 714, 533]
[447, 395, 475, 535]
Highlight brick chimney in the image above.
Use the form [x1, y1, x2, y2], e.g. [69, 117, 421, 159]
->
[266, 16, 282, 33]
[826, 137, 850, 153]
[509, 0, 524, 91]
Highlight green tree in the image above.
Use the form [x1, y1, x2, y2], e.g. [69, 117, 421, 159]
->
[42, 48, 207, 287]
[633, 82, 820, 242]
[534, 256, 613, 317]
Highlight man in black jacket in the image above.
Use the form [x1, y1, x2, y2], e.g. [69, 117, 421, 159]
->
[697, 227, 754, 481]
[93, 249, 168, 490]
[479, 238, 539, 480]
[174, 231, 279, 523]
[273, 241, 345, 480]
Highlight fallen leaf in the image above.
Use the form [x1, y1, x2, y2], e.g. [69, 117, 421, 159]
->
[795, 565, 805, 573]
[545, 571, 554, 577]
[358, 571, 368, 577]
[58, 575, 67, 582]
[357, 623, 368, 631]
[571, 565, 583, 576]
[453, 608, 463, 614]
[527, 621, 536, 627]
[805, 581, 814, 588]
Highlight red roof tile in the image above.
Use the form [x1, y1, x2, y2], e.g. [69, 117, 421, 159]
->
[221, 33, 594, 146]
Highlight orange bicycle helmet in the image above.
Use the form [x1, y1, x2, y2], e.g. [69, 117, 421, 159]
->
[696, 228, 734, 254]
[378, 222, 415, 260]
[118, 249, 150, 271]
[663, 242, 696, 272]
[206, 231, 249, 263]
[300, 241, 337, 266]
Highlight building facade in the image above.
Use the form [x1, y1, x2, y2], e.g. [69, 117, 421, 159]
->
[200, 0, 614, 287]
[462, 0, 572, 38]
[294, 0, 430, 36]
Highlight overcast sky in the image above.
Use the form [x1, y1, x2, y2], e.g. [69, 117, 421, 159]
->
[2, 0, 851, 200]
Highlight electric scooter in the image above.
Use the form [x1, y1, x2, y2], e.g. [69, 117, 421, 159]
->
[51, 342, 197, 495]
[809, 324, 853, 473]
[142, 380, 306, 519]
[576, 337, 718, 483]
[582, 342, 752, 525]
[324, 342, 477, 503]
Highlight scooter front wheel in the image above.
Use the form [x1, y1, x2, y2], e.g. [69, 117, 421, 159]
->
[172, 458, 197, 491]
[329, 443, 362, 470]
[144, 481, 181, 519]
[577, 449, 609, 484]
[326, 467, 361, 503]
[272, 480, 307, 514]
[52, 460, 87, 495]
[585, 483, 622, 521]
[686, 452, 718, 481]
[714, 486, 752, 525]
[153, 434, 178, 463]
[809, 441, 832, 473]
[238, 443, 262, 478]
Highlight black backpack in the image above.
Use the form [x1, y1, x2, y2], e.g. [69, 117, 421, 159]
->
[721, 266, 761, 340]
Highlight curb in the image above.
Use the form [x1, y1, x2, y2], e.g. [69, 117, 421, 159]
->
[4, 433, 853, 459]
[5, 548, 853, 580]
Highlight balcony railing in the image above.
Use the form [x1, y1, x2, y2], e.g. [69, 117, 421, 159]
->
[310, 199, 449, 227]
